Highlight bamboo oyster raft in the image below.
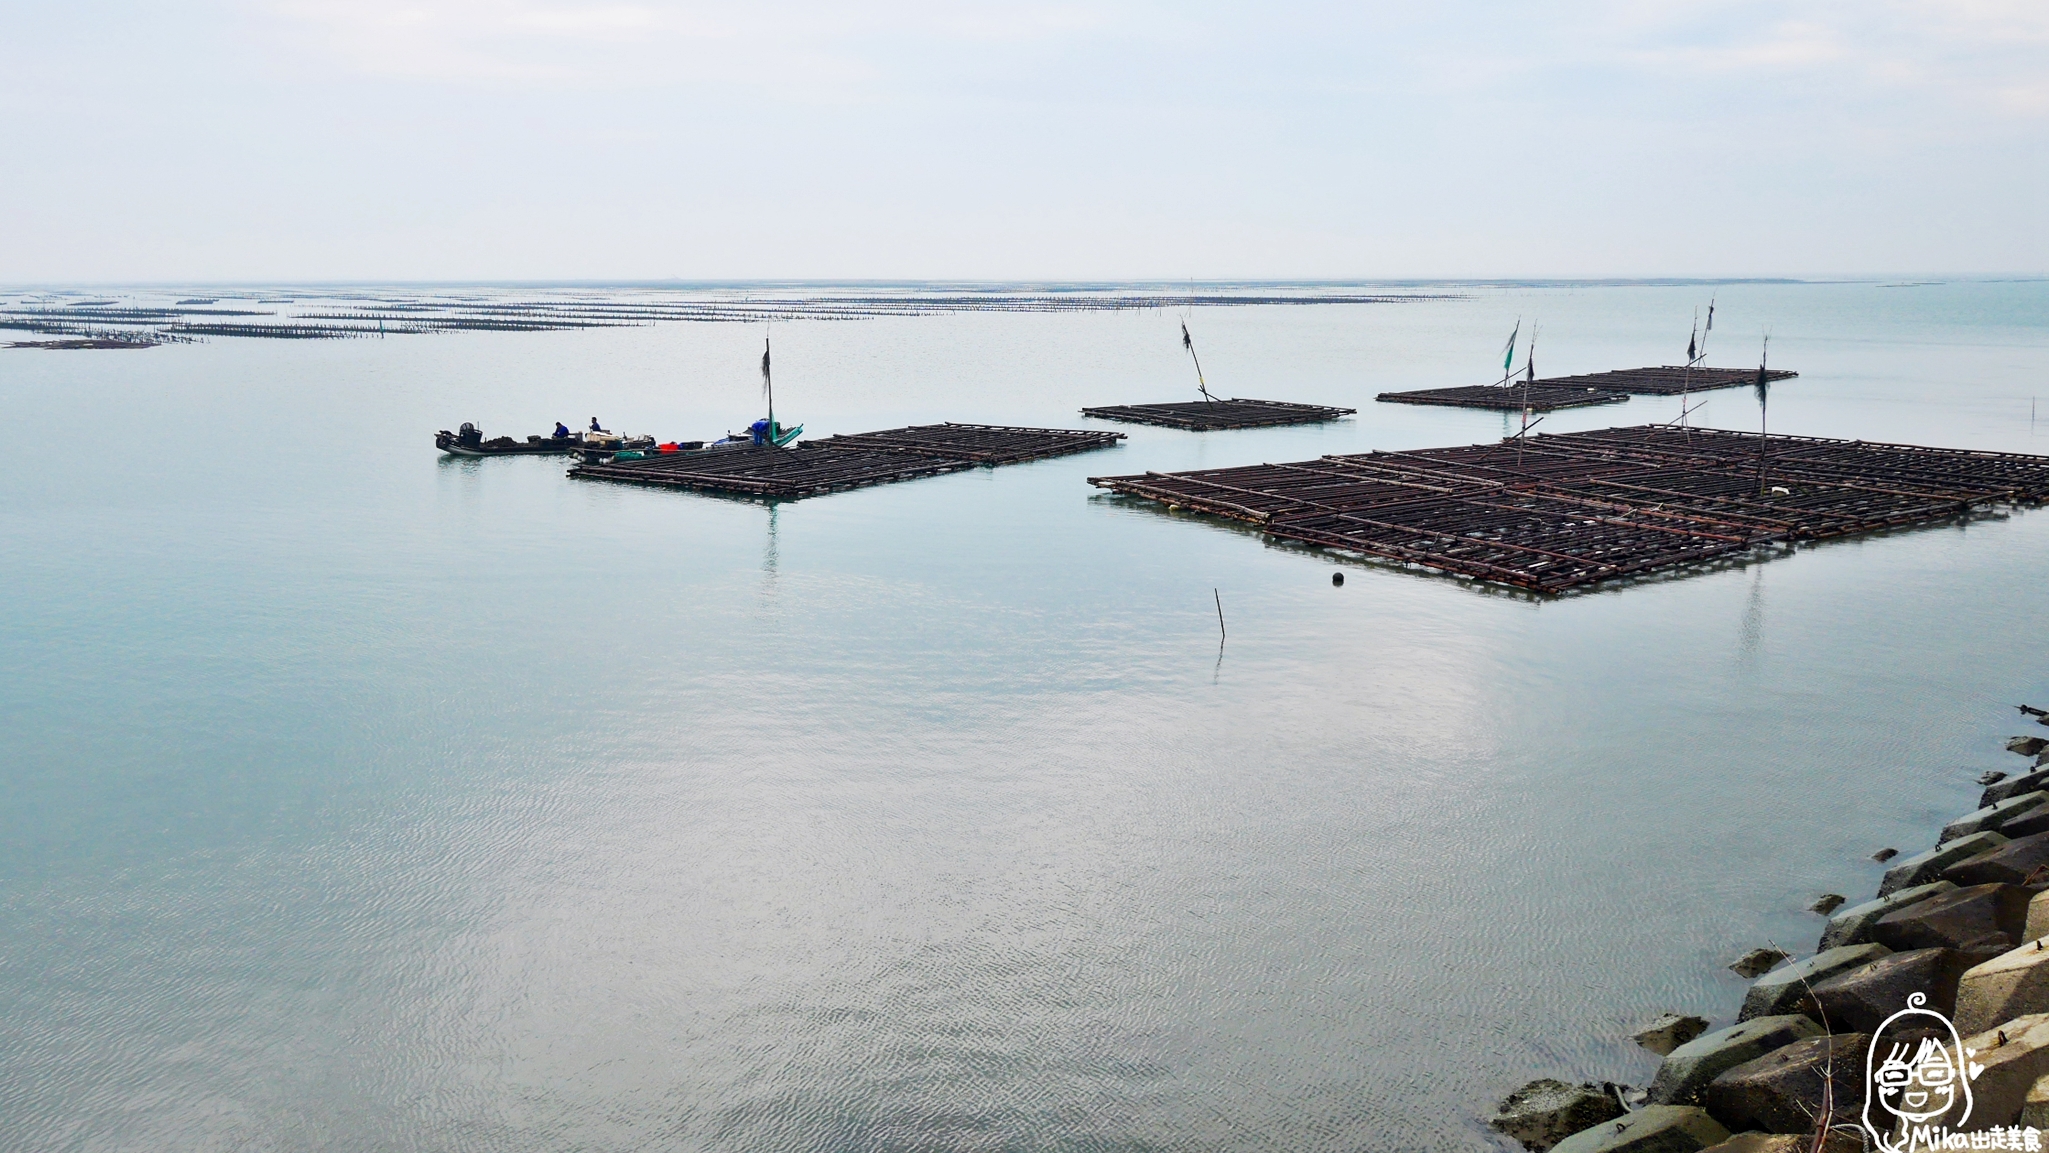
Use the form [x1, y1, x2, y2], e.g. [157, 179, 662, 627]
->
[1090, 425, 2049, 594]
[571, 423, 1124, 500]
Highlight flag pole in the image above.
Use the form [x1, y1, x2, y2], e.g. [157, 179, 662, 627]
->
[1182, 321, 1214, 404]
[1516, 324, 1540, 461]
[1499, 319, 1520, 391]
[1496, 318, 1520, 457]
[1681, 309, 1698, 435]
[1521, 324, 1538, 437]
[761, 331, 774, 435]
[1756, 332, 1772, 494]
[1680, 296, 1715, 436]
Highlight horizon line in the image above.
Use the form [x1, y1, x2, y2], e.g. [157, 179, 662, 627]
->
[7, 274, 2049, 292]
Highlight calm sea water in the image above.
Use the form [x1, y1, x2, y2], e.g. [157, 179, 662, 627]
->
[4, 281, 2048, 1152]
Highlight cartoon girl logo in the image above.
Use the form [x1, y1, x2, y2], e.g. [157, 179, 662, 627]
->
[1864, 992, 1977, 1151]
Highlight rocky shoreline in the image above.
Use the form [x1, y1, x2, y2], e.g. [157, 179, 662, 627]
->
[1490, 718, 2049, 1153]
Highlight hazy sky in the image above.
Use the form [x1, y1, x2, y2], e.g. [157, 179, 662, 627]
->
[4, 1, 2045, 280]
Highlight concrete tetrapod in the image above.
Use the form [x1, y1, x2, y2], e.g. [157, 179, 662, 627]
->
[1728, 948, 1789, 979]
[1704, 1033, 1869, 1134]
[1551, 1106, 1730, 1153]
[1956, 939, 2049, 1036]
[1698, 1134, 1861, 1153]
[1804, 947, 1976, 1033]
[1943, 832, 2049, 887]
[1941, 791, 2049, 843]
[1880, 832, 2009, 896]
[1635, 1014, 1711, 1057]
[1738, 944, 1891, 1022]
[2022, 1073, 2049, 1130]
[1491, 1079, 1627, 1152]
[1991, 807, 2049, 842]
[1647, 1016, 1825, 1107]
[1932, 1012, 2049, 1129]
[1729, 950, 1794, 978]
[1986, 768, 2049, 807]
[1869, 882, 2030, 957]
[2026, 892, 2049, 941]
[1818, 882, 1956, 951]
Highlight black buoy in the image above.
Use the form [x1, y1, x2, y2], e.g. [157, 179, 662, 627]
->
[1332, 571, 1344, 586]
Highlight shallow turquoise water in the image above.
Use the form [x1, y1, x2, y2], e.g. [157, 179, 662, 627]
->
[3, 281, 2048, 1151]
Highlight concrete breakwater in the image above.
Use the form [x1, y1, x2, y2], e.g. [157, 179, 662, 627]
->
[1491, 716, 2049, 1153]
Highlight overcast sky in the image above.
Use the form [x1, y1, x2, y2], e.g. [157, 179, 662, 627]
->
[3, 1, 2045, 281]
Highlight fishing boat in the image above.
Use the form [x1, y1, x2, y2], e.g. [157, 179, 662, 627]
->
[612, 418, 794, 461]
[435, 423, 584, 456]
[575, 428, 658, 455]
[530, 334, 807, 464]
[604, 439, 709, 462]
[724, 417, 801, 448]
[653, 338, 804, 453]
[749, 334, 803, 447]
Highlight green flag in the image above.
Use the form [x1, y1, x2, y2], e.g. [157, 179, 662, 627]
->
[1501, 322, 1520, 375]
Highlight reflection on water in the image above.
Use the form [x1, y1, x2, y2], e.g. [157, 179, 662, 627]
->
[1739, 564, 1766, 665]
[2, 281, 2047, 1151]
[1213, 587, 1228, 683]
[760, 501, 781, 607]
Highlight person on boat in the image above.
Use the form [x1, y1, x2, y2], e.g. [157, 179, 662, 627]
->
[589, 417, 606, 433]
[553, 422, 571, 439]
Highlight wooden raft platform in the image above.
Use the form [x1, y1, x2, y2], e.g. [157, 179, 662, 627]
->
[1377, 366, 1799, 410]
[1535, 366, 1798, 396]
[1089, 425, 2049, 594]
[1375, 383, 1631, 411]
[570, 422, 1124, 500]
[1079, 398, 1356, 430]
